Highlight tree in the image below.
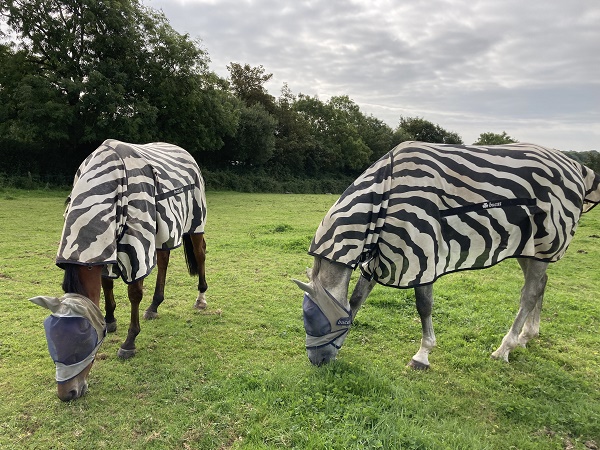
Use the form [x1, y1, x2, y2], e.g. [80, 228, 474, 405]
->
[0, 0, 237, 171]
[294, 94, 372, 174]
[220, 103, 277, 167]
[563, 150, 600, 173]
[395, 117, 463, 144]
[268, 83, 314, 176]
[328, 95, 394, 164]
[227, 62, 276, 113]
[474, 131, 518, 145]
[357, 115, 394, 163]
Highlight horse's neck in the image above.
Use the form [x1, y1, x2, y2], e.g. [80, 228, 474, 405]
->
[63, 264, 103, 307]
[77, 265, 103, 306]
[314, 258, 353, 305]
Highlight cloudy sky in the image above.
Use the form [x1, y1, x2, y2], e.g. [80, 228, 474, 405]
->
[143, 0, 599, 151]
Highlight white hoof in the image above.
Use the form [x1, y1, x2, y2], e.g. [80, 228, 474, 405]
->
[491, 350, 509, 362]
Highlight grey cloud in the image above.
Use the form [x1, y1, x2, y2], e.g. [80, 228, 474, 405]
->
[143, 0, 600, 151]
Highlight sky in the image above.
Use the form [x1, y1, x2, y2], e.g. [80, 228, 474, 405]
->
[142, 0, 600, 151]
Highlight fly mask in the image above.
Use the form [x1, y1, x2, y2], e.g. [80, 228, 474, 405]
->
[303, 287, 352, 349]
[30, 294, 107, 382]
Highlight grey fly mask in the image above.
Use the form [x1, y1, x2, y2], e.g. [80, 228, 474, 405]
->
[303, 288, 352, 349]
[30, 294, 107, 382]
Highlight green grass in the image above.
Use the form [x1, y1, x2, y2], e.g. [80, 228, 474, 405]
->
[0, 188, 599, 449]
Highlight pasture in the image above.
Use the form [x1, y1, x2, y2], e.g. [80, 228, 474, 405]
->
[0, 188, 599, 449]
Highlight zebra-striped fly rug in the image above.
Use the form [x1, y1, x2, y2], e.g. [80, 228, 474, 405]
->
[309, 142, 600, 289]
[57, 139, 207, 283]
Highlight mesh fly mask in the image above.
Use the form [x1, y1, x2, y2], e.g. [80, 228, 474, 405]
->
[303, 288, 352, 349]
[30, 294, 107, 382]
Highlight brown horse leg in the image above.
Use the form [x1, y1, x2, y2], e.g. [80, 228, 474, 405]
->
[144, 250, 170, 320]
[117, 279, 144, 359]
[101, 276, 118, 333]
[191, 234, 208, 310]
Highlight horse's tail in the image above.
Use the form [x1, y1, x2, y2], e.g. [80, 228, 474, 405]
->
[183, 234, 199, 276]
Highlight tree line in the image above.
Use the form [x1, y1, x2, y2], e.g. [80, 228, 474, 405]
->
[1, 0, 598, 191]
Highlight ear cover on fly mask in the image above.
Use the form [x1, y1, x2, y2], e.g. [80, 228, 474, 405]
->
[30, 294, 107, 382]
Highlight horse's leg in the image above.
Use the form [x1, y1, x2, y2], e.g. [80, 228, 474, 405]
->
[101, 276, 118, 333]
[191, 233, 208, 310]
[117, 279, 144, 359]
[349, 275, 376, 319]
[144, 250, 170, 320]
[517, 258, 547, 347]
[408, 284, 436, 370]
[491, 258, 548, 362]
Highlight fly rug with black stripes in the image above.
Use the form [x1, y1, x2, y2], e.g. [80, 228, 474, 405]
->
[294, 141, 600, 368]
[30, 139, 208, 400]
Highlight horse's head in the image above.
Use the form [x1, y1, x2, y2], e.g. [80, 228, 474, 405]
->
[30, 294, 106, 401]
[293, 259, 353, 365]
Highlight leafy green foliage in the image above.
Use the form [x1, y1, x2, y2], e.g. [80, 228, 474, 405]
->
[221, 103, 278, 167]
[474, 131, 519, 145]
[227, 62, 276, 113]
[293, 94, 375, 175]
[1, 1, 596, 188]
[564, 150, 600, 173]
[396, 116, 463, 144]
[0, 0, 237, 165]
[1, 190, 599, 449]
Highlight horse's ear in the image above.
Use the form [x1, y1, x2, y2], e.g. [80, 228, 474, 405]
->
[292, 279, 315, 297]
[29, 296, 61, 312]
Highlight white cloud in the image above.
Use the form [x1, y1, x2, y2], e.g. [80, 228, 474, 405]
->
[144, 0, 600, 151]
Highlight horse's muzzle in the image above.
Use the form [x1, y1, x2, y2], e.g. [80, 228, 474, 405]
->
[56, 361, 93, 401]
[307, 345, 338, 366]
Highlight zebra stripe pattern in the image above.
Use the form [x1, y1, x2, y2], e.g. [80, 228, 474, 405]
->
[57, 139, 207, 283]
[309, 141, 600, 288]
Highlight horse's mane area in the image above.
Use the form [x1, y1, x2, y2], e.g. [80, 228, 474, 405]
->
[61, 263, 86, 296]
[309, 257, 329, 299]
[311, 257, 321, 282]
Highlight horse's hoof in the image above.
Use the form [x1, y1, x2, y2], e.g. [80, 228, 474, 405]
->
[194, 299, 207, 310]
[117, 347, 136, 359]
[143, 309, 159, 320]
[408, 359, 430, 370]
[106, 321, 117, 333]
[490, 351, 509, 362]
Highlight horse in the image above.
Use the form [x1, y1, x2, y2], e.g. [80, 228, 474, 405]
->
[30, 140, 208, 401]
[294, 142, 600, 368]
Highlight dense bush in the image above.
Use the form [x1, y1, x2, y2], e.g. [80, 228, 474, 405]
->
[201, 169, 354, 194]
[0, 168, 354, 194]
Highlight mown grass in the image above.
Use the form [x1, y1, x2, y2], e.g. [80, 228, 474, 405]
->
[0, 188, 599, 449]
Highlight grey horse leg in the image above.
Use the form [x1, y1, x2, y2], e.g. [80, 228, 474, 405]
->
[349, 275, 376, 319]
[517, 258, 547, 347]
[408, 284, 436, 370]
[491, 258, 548, 362]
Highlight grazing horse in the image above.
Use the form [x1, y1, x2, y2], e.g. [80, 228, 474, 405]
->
[294, 142, 600, 368]
[30, 140, 208, 401]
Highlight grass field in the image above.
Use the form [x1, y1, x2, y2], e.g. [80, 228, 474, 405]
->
[0, 188, 599, 449]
